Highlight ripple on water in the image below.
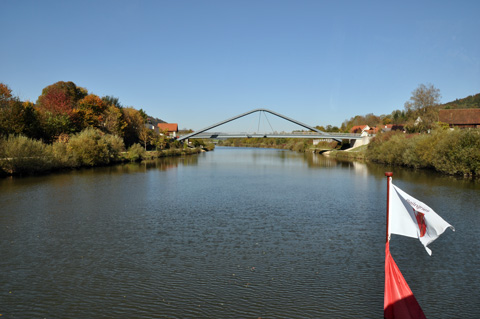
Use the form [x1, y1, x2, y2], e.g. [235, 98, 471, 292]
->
[1, 148, 478, 318]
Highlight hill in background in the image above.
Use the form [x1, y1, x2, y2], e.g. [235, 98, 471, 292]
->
[442, 93, 480, 109]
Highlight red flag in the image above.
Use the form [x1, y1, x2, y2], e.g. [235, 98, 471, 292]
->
[384, 242, 426, 319]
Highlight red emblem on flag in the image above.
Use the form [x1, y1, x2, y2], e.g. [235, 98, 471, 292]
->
[414, 210, 427, 237]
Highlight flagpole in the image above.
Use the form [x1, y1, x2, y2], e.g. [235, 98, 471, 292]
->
[385, 172, 393, 243]
[383, 171, 428, 319]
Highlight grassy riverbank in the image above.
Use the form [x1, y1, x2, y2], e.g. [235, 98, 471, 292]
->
[326, 145, 368, 160]
[366, 129, 480, 177]
[0, 128, 213, 177]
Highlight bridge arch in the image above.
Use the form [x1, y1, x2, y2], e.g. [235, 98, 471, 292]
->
[178, 108, 335, 141]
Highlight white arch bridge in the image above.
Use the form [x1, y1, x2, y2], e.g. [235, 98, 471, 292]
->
[177, 109, 372, 145]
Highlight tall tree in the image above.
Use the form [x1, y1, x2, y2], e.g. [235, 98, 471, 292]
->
[103, 105, 126, 136]
[35, 81, 88, 141]
[122, 107, 144, 147]
[138, 126, 154, 151]
[0, 83, 26, 136]
[404, 84, 441, 132]
[0, 83, 13, 103]
[36, 81, 86, 115]
[22, 101, 42, 139]
[102, 95, 122, 109]
[0, 100, 25, 136]
[77, 94, 107, 128]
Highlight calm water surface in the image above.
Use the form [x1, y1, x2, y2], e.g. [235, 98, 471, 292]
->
[0, 147, 479, 318]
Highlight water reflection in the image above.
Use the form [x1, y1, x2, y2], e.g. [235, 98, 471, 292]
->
[0, 147, 479, 318]
[304, 152, 370, 177]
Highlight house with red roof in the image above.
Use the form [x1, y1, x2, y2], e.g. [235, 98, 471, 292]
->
[349, 125, 374, 136]
[349, 125, 369, 134]
[439, 109, 480, 128]
[158, 123, 179, 137]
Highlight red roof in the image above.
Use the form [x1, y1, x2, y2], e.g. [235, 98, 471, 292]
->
[349, 125, 368, 133]
[439, 109, 480, 125]
[157, 123, 178, 132]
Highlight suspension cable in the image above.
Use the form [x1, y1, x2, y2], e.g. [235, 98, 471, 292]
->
[262, 111, 275, 133]
[257, 111, 262, 132]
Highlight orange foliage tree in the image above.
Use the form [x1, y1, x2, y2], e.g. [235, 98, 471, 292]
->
[0, 83, 13, 103]
[0, 83, 25, 136]
[77, 94, 107, 128]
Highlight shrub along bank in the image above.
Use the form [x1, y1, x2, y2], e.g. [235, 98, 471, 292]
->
[0, 128, 209, 176]
[366, 129, 480, 177]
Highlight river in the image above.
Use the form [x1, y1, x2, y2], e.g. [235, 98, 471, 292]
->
[0, 147, 478, 318]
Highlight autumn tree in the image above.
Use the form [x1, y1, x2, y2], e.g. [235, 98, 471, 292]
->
[382, 116, 392, 125]
[0, 83, 13, 103]
[0, 84, 43, 139]
[0, 84, 25, 136]
[36, 81, 86, 115]
[77, 94, 107, 128]
[122, 107, 145, 147]
[139, 126, 155, 151]
[341, 114, 371, 132]
[404, 84, 441, 132]
[100, 95, 126, 136]
[102, 95, 122, 109]
[103, 104, 126, 136]
[35, 81, 87, 141]
[364, 113, 381, 127]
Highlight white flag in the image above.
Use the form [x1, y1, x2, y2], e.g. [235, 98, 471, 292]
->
[389, 182, 455, 255]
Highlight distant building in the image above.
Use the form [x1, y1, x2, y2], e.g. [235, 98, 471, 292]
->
[144, 123, 155, 130]
[381, 124, 405, 133]
[414, 117, 423, 127]
[158, 123, 179, 137]
[439, 109, 480, 128]
[350, 125, 370, 134]
[350, 125, 377, 136]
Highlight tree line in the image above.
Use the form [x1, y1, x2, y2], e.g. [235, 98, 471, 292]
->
[0, 81, 150, 146]
[0, 81, 213, 176]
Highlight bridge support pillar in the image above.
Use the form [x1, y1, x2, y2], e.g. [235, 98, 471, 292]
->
[350, 136, 372, 148]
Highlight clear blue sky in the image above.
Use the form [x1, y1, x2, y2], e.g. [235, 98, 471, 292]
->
[1, 0, 479, 131]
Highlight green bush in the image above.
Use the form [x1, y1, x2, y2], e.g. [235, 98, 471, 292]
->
[103, 134, 125, 162]
[68, 128, 123, 166]
[0, 135, 53, 175]
[127, 143, 146, 162]
[52, 141, 77, 167]
[403, 131, 442, 168]
[433, 130, 480, 176]
[367, 132, 412, 165]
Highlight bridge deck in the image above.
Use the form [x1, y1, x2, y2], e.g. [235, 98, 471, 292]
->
[182, 132, 364, 140]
